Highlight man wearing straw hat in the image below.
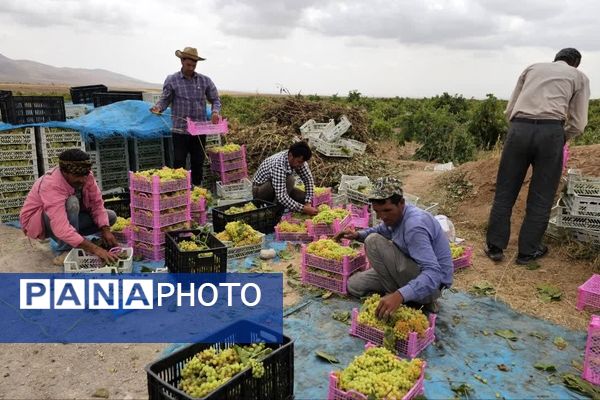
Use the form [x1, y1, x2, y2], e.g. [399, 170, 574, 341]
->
[335, 177, 453, 315]
[151, 46, 221, 186]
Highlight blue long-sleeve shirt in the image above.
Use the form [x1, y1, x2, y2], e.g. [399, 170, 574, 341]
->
[357, 204, 453, 303]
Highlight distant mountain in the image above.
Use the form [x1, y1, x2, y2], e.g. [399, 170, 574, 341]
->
[0, 53, 160, 89]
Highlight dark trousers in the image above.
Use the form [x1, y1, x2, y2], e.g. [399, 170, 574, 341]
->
[172, 133, 207, 186]
[486, 121, 565, 255]
[252, 175, 306, 205]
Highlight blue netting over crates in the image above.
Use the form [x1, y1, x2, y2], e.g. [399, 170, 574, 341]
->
[0, 101, 174, 141]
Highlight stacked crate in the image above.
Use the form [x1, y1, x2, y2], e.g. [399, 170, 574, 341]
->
[553, 169, 600, 246]
[37, 128, 85, 175]
[129, 170, 191, 261]
[128, 138, 165, 172]
[0, 128, 38, 222]
[209, 144, 253, 207]
[86, 136, 129, 192]
[300, 241, 368, 295]
[201, 134, 223, 192]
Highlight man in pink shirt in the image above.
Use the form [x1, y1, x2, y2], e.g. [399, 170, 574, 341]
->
[20, 149, 120, 265]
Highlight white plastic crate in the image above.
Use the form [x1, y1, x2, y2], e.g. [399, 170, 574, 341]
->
[0, 196, 26, 209]
[215, 196, 253, 207]
[338, 175, 370, 193]
[40, 127, 83, 143]
[556, 206, 600, 231]
[63, 247, 134, 273]
[65, 104, 88, 119]
[0, 179, 36, 194]
[339, 138, 366, 155]
[571, 229, 600, 246]
[222, 233, 265, 260]
[567, 170, 600, 197]
[142, 92, 162, 104]
[567, 194, 600, 217]
[299, 119, 334, 139]
[313, 137, 353, 158]
[0, 128, 36, 146]
[321, 115, 351, 142]
[0, 211, 20, 223]
[216, 178, 253, 199]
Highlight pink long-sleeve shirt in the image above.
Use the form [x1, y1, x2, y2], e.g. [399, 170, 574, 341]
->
[19, 167, 108, 247]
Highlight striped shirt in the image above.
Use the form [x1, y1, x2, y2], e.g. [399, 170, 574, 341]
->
[155, 70, 221, 133]
[253, 151, 315, 211]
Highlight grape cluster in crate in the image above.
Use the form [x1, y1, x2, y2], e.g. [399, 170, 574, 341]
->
[38, 127, 85, 175]
[0, 128, 38, 222]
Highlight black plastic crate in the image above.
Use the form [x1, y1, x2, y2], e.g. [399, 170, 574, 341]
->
[93, 91, 143, 108]
[69, 84, 108, 104]
[145, 320, 294, 400]
[212, 199, 278, 234]
[102, 191, 130, 218]
[0, 95, 65, 124]
[165, 230, 227, 273]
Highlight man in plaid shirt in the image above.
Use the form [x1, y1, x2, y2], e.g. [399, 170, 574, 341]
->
[151, 46, 221, 186]
[253, 141, 319, 216]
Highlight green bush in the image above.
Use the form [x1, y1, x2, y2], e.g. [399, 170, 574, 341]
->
[467, 94, 507, 150]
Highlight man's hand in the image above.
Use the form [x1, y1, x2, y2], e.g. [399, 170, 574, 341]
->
[376, 291, 404, 320]
[302, 204, 319, 216]
[211, 112, 220, 124]
[91, 246, 120, 264]
[333, 228, 359, 242]
[100, 227, 119, 248]
[150, 106, 161, 114]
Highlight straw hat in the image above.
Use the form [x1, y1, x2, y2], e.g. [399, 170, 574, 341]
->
[175, 47, 205, 61]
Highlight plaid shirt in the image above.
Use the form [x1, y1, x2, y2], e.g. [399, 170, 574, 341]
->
[253, 151, 314, 211]
[155, 70, 221, 133]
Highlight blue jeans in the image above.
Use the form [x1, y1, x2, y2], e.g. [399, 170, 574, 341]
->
[43, 195, 117, 251]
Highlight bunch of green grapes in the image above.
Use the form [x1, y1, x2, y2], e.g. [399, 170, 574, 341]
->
[224, 202, 257, 215]
[179, 344, 270, 398]
[335, 346, 423, 399]
[191, 186, 212, 204]
[178, 240, 209, 252]
[215, 221, 262, 246]
[159, 190, 187, 199]
[295, 184, 330, 196]
[306, 239, 358, 260]
[307, 266, 340, 279]
[355, 184, 372, 195]
[357, 294, 429, 341]
[277, 220, 307, 233]
[210, 143, 241, 153]
[450, 243, 465, 259]
[134, 167, 187, 181]
[311, 205, 349, 225]
[110, 217, 131, 232]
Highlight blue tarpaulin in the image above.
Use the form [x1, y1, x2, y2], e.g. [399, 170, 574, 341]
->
[0, 100, 172, 141]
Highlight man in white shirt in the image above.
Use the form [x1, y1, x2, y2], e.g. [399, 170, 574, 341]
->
[485, 48, 590, 265]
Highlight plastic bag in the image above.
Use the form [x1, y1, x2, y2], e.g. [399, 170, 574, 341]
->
[434, 215, 456, 242]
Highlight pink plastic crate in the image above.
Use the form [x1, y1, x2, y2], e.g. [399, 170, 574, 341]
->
[130, 191, 190, 211]
[347, 204, 370, 229]
[210, 154, 247, 174]
[306, 213, 351, 239]
[311, 189, 333, 208]
[191, 197, 207, 213]
[217, 167, 249, 184]
[583, 315, 600, 385]
[453, 246, 473, 271]
[275, 224, 312, 243]
[112, 227, 132, 246]
[327, 347, 426, 400]
[208, 145, 246, 163]
[131, 207, 190, 229]
[577, 274, 600, 311]
[302, 244, 367, 275]
[192, 211, 208, 226]
[129, 171, 190, 194]
[301, 259, 368, 295]
[349, 308, 436, 359]
[134, 242, 165, 261]
[133, 226, 167, 245]
[186, 117, 228, 136]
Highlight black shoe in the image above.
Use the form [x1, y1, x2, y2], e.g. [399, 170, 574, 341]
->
[485, 245, 504, 262]
[516, 245, 548, 265]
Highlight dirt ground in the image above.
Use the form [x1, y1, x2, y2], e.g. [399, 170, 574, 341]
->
[0, 141, 599, 399]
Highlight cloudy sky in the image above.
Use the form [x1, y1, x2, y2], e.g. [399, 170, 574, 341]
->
[1, 0, 599, 98]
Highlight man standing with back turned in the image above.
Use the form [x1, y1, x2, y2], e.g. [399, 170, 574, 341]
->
[151, 46, 221, 186]
[485, 48, 590, 265]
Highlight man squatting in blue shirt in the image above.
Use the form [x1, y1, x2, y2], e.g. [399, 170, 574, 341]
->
[335, 177, 453, 317]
